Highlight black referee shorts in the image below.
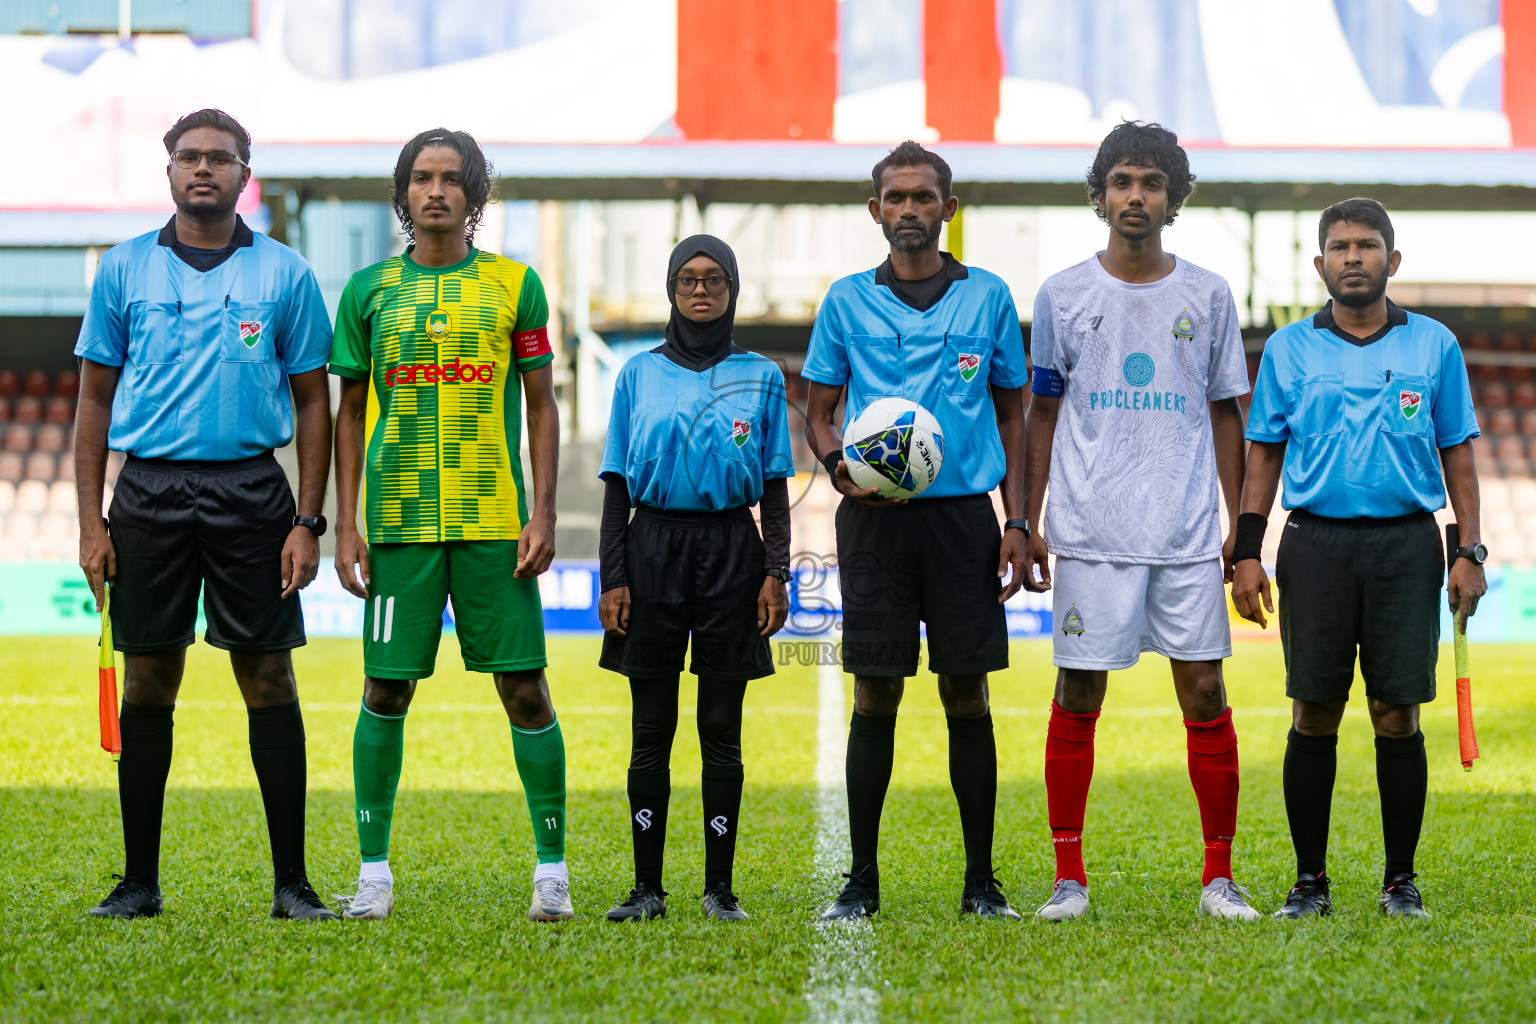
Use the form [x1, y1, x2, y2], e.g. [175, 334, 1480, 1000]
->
[108, 452, 305, 655]
[599, 505, 775, 682]
[835, 493, 1008, 678]
[1276, 509, 1443, 706]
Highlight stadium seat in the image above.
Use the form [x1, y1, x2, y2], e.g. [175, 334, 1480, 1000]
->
[1471, 363, 1502, 383]
[1481, 382, 1511, 408]
[12, 396, 41, 424]
[1492, 434, 1526, 460]
[47, 480, 73, 513]
[1498, 331, 1525, 353]
[15, 479, 47, 513]
[3, 424, 32, 452]
[0, 369, 16, 397]
[1511, 479, 1536, 508]
[5, 509, 38, 540]
[1515, 383, 1536, 410]
[0, 451, 21, 483]
[1509, 365, 1534, 384]
[1490, 409, 1518, 435]
[34, 424, 66, 455]
[1471, 436, 1494, 463]
[1464, 331, 1493, 350]
[0, 398, 8, 423]
[54, 369, 79, 398]
[23, 452, 55, 482]
[43, 396, 73, 424]
[0, 479, 13, 513]
[22, 370, 49, 397]
[55, 454, 74, 483]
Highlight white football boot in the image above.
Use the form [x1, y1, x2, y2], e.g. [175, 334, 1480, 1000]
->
[529, 874, 575, 922]
[1198, 877, 1262, 920]
[1036, 879, 1090, 921]
[336, 878, 395, 921]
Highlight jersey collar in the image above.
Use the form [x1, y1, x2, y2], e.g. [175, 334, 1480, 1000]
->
[1312, 298, 1407, 347]
[874, 251, 968, 312]
[157, 215, 254, 272]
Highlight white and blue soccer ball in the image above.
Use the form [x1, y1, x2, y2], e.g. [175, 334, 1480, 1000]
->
[843, 397, 945, 499]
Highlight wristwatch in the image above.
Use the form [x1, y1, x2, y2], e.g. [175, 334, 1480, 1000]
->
[1453, 542, 1488, 566]
[766, 566, 793, 583]
[1003, 518, 1031, 538]
[293, 515, 328, 538]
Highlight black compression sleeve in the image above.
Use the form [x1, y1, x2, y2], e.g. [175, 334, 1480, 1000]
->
[760, 477, 791, 570]
[600, 473, 632, 591]
[822, 450, 842, 479]
[1233, 511, 1268, 563]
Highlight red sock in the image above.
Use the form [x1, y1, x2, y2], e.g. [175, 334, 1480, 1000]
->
[1185, 707, 1239, 885]
[1045, 701, 1099, 885]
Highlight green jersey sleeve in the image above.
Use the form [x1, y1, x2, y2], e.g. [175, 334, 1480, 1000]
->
[512, 268, 553, 370]
[329, 276, 371, 380]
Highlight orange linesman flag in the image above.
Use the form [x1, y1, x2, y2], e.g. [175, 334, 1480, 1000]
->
[99, 584, 121, 760]
[1447, 525, 1480, 772]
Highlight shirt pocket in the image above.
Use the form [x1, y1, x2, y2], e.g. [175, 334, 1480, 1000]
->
[1291, 373, 1344, 440]
[126, 301, 184, 366]
[847, 334, 902, 395]
[941, 335, 991, 396]
[224, 301, 278, 363]
[632, 395, 682, 463]
[1382, 372, 1432, 436]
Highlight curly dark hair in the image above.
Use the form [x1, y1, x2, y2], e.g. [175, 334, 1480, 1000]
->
[163, 108, 251, 165]
[1086, 121, 1195, 226]
[871, 140, 953, 199]
[391, 128, 495, 245]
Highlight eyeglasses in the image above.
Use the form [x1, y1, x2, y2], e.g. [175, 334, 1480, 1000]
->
[670, 273, 732, 296]
[170, 149, 246, 171]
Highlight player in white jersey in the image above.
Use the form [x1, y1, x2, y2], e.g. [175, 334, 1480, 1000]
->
[1021, 122, 1259, 921]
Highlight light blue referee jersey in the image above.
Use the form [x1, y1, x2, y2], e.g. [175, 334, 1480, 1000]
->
[1246, 300, 1478, 519]
[601, 349, 795, 511]
[802, 261, 1027, 498]
[74, 217, 332, 461]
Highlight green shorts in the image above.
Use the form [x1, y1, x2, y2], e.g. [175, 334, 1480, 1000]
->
[364, 541, 547, 679]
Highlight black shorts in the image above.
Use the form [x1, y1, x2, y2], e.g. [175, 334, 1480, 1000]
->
[1276, 509, 1443, 705]
[108, 452, 305, 654]
[835, 493, 1008, 678]
[599, 506, 774, 681]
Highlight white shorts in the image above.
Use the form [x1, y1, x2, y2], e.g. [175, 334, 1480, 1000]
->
[1051, 557, 1232, 670]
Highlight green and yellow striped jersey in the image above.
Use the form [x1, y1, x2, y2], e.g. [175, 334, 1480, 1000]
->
[329, 248, 554, 544]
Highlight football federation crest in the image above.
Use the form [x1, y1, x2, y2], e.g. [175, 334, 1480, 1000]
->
[426, 309, 452, 339]
[958, 352, 980, 383]
[1122, 352, 1156, 388]
[1171, 309, 1194, 339]
[1400, 390, 1422, 419]
[732, 418, 751, 448]
[238, 321, 262, 348]
[1061, 604, 1085, 636]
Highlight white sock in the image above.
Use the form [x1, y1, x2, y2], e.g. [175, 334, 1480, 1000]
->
[360, 860, 393, 886]
[533, 860, 568, 883]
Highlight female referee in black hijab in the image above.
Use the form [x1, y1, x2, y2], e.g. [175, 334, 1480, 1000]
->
[597, 235, 795, 922]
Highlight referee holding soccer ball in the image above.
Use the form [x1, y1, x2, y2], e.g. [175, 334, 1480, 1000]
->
[804, 142, 1030, 921]
[1233, 198, 1485, 920]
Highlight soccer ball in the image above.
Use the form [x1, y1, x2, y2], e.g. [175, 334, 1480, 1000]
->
[842, 398, 945, 499]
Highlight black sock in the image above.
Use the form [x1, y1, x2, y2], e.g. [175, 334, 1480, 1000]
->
[846, 711, 897, 886]
[627, 769, 670, 889]
[698, 678, 747, 890]
[1376, 730, 1427, 884]
[702, 764, 744, 889]
[628, 675, 679, 890]
[118, 701, 174, 888]
[1283, 727, 1337, 878]
[947, 713, 997, 883]
[247, 701, 308, 888]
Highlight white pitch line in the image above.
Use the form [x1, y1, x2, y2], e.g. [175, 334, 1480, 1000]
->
[804, 653, 879, 1024]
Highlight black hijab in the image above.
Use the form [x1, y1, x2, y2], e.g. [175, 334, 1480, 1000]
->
[660, 234, 741, 372]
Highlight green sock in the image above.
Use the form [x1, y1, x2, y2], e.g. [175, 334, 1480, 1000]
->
[353, 702, 406, 863]
[511, 717, 567, 864]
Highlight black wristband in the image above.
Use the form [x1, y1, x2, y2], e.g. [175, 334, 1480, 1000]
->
[1233, 512, 1267, 563]
[822, 450, 843, 478]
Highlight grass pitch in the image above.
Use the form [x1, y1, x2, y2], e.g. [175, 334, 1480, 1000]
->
[2, 635, 1535, 1023]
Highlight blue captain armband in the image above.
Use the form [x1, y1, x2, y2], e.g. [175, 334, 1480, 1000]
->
[1031, 365, 1065, 397]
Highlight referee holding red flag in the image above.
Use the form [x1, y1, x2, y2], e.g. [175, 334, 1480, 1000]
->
[1233, 198, 1485, 919]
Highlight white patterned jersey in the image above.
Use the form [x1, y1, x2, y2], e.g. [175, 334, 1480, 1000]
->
[1030, 254, 1249, 565]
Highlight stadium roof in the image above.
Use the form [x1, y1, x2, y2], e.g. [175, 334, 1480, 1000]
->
[256, 142, 1536, 212]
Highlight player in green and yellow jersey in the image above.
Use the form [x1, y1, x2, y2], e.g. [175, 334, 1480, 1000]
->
[329, 129, 572, 922]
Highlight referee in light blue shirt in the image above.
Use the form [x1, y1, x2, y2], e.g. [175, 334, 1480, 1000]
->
[1231, 198, 1485, 921]
[803, 142, 1030, 923]
[73, 109, 336, 922]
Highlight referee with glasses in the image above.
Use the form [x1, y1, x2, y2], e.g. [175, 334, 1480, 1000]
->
[74, 109, 336, 921]
[1233, 198, 1485, 920]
